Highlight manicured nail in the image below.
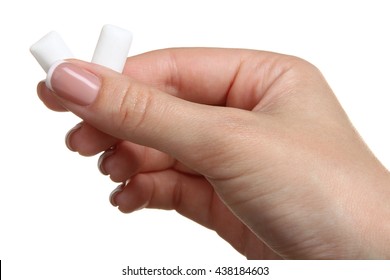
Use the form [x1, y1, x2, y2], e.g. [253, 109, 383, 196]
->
[65, 122, 83, 151]
[98, 146, 116, 175]
[48, 62, 100, 106]
[110, 182, 126, 206]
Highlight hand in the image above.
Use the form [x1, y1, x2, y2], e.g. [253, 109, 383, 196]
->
[37, 48, 390, 259]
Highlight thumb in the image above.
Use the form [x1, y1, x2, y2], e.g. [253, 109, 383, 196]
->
[47, 60, 240, 170]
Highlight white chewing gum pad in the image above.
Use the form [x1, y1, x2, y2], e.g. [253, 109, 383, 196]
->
[30, 31, 73, 73]
[91, 24, 133, 73]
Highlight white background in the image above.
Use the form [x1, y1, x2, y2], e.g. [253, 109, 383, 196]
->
[1, 0, 390, 279]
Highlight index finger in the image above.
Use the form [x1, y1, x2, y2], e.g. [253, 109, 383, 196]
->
[124, 48, 291, 109]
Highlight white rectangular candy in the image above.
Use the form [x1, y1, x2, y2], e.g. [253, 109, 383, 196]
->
[30, 31, 73, 73]
[91, 24, 133, 73]
[30, 25, 132, 91]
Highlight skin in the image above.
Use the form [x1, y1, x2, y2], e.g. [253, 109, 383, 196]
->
[37, 48, 390, 259]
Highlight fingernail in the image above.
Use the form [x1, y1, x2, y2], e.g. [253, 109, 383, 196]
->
[65, 122, 83, 151]
[110, 182, 126, 207]
[48, 62, 100, 106]
[98, 146, 116, 175]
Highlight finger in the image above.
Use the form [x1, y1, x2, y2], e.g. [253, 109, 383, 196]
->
[38, 82, 122, 157]
[124, 48, 240, 105]
[38, 49, 295, 112]
[66, 122, 118, 156]
[123, 48, 291, 109]
[37, 81, 68, 112]
[38, 48, 243, 112]
[44, 58, 264, 177]
[110, 170, 278, 259]
[112, 170, 225, 224]
[98, 141, 196, 182]
[38, 48, 256, 111]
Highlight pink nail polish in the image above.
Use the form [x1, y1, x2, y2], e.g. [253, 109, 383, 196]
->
[48, 62, 100, 106]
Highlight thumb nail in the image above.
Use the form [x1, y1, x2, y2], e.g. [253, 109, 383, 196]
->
[48, 62, 100, 106]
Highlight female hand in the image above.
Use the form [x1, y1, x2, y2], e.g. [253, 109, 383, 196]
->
[37, 48, 390, 259]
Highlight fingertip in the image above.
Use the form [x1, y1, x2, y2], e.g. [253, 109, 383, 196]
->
[65, 122, 84, 152]
[37, 80, 68, 112]
[37, 80, 45, 93]
[112, 177, 150, 213]
[98, 146, 116, 175]
[65, 123, 119, 156]
[109, 182, 125, 207]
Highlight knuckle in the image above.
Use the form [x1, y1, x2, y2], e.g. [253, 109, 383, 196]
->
[283, 56, 324, 83]
[111, 79, 154, 135]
